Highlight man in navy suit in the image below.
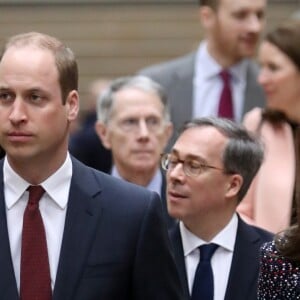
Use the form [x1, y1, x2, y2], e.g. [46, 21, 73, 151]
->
[161, 117, 272, 300]
[0, 32, 184, 300]
[69, 78, 112, 173]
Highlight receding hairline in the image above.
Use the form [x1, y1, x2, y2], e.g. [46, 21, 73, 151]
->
[2, 32, 64, 54]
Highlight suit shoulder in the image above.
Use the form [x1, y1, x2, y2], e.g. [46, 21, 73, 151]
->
[72, 157, 158, 207]
[92, 168, 160, 205]
[238, 216, 273, 242]
[139, 52, 195, 80]
[247, 60, 260, 74]
[248, 223, 274, 242]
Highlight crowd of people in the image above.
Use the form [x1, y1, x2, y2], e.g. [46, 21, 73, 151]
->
[0, 0, 299, 299]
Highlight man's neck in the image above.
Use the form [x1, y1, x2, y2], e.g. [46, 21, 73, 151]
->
[112, 165, 158, 187]
[6, 152, 68, 185]
[206, 40, 243, 69]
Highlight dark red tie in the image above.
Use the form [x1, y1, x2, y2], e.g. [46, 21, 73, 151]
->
[20, 185, 52, 300]
[218, 69, 234, 119]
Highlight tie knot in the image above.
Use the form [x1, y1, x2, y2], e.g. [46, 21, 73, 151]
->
[199, 244, 218, 262]
[220, 69, 230, 83]
[27, 185, 45, 206]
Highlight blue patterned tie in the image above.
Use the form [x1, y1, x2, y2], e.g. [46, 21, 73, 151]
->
[191, 243, 218, 300]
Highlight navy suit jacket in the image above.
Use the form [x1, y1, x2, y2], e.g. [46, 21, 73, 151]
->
[0, 157, 184, 300]
[168, 216, 273, 300]
[160, 172, 178, 229]
[69, 111, 112, 173]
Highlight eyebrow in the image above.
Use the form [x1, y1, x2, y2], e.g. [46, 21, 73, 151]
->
[171, 149, 206, 162]
[0, 86, 10, 91]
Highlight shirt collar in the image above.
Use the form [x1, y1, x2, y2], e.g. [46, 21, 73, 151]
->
[4, 153, 72, 210]
[195, 41, 249, 84]
[111, 165, 162, 196]
[180, 213, 238, 256]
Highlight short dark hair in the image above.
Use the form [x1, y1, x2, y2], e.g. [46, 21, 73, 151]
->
[181, 117, 264, 203]
[1, 32, 78, 104]
[199, 0, 219, 9]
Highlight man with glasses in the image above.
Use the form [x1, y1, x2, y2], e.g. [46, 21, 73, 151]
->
[95, 75, 175, 227]
[161, 117, 272, 300]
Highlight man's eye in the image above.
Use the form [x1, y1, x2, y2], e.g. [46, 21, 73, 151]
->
[168, 158, 179, 166]
[30, 94, 43, 102]
[188, 162, 202, 170]
[0, 92, 13, 102]
[146, 117, 160, 126]
[256, 11, 265, 20]
[123, 119, 138, 126]
[169, 159, 178, 164]
[233, 11, 247, 20]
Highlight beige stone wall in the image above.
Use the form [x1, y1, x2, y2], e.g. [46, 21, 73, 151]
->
[0, 2, 298, 109]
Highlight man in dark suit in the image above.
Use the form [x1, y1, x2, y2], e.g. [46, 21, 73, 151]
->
[161, 117, 273, 300]
[95, 75, 176, 228]
[0, 32, 184, 300]
[69, 79, 112, 173]
[140, 0, 267, 147]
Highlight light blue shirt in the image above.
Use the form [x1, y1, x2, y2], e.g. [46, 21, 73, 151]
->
[193, 41, 248, 122]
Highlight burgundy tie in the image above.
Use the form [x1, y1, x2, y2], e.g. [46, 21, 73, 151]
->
[218, 69, 234, 119]
[20, 185, 52, 300]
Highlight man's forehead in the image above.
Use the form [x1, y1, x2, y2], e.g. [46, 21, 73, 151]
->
[175, 126, 227, 153]
[219, 0, 266, 11]
[0, 46, 56, 71]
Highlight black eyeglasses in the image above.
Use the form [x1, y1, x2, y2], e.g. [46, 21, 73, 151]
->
[161, 153, 224, 177]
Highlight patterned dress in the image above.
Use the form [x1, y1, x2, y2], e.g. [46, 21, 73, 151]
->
[258, 240, 300, 299]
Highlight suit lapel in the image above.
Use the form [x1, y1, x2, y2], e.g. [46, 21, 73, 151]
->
[53, 158, 103, 300]
[160, 172, 177, 228]
[224, 218, 262, 300]
[0, 160, 19, 299]
[169, 53, 195, 134]
[169, 225, 190, 299]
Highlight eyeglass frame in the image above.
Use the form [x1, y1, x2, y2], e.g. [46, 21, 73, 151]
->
[160, 152, 226, 177]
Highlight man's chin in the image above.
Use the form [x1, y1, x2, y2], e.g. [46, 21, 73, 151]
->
[240, 45, 258, 58]
[132, 162, 156, 172]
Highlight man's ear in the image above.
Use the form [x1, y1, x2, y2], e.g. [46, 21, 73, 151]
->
[225, 174, 243, 199]
[66, 90, 80, 121]
[95, 121, 112, 150]
[199, 6, 216, 30]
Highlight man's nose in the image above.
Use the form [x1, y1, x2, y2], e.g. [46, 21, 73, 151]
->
[137, 119, 150, 138]
[168, 162, 186, 181]
[247, 14, 263, 33]
[9, 98, 27, 124]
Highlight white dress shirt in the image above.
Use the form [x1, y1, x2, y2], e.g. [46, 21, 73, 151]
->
[193, 41, 248, 122]
[111, 165, 162, 196]
[180, 213, 238, 300]
[4, 153, 72, 292]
